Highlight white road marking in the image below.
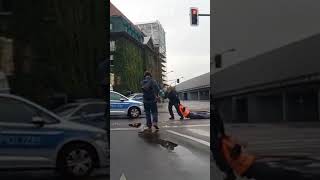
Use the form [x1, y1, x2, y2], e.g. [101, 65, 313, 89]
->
[120, 173, 127, 180]
[161, 124, 210, 128]
[111, 128, 139, 131]
[111, 124, 210, 131]
[166, 130, 210, 147]
[187, 128, 210, 137]
[110, 124, 210, 131]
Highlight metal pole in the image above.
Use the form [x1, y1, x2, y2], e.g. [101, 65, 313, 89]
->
[198, 14, 210, 16]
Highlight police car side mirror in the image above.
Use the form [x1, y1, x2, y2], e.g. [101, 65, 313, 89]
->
[120, 98, 125, 102]
[32, 116, 45, 127]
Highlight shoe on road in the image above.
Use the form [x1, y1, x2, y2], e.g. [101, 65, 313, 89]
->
[129, 123, 142, 128]
[180, 117, 184, 120]
[153, 125, 159, 130]
[169, 117, 174, 120]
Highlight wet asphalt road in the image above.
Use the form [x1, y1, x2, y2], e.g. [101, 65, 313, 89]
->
[110, 113, 210, 180]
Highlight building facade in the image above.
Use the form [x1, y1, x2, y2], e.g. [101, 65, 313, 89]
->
[110, 3, 163, 94]
[213, 34, 320, 123]
[176, 72, 210, 101]
[136, 21, 167, 84]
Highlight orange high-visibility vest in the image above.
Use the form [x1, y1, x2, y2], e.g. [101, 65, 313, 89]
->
[221, 136, 255, 176]
[179, 104, 190, 118]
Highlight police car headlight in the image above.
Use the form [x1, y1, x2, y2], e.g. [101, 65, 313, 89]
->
[94, 133, 108, 142]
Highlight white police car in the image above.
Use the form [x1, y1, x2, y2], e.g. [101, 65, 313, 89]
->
[0, 93, 108, 177]
[110, 91, 144, 118]
[54, 100, 106, 130]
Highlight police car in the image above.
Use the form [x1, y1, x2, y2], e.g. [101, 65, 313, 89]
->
[54, 99, 106, 129]
[128, 93, 143, 102]
[110, 91, 144, 118]
[0, 93, 108, 177]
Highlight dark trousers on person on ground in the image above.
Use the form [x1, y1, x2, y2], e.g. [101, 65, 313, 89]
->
[144, 102, 158, 128]
[168, 102, 183, 119]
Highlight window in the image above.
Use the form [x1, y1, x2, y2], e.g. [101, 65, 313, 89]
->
[110, 23, 113, 30]
[110, 92, 126, 101]
[54, 104, 78, 117]
[110, 41, 116, 52]
[0, 97, 58, 124]
[74, 104, 106, 116]
[110, 55, 114, 66]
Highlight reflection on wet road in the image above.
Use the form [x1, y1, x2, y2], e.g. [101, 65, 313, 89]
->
[110, 116, 210, 180]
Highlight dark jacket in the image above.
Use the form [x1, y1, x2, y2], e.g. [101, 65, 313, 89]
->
[165, 90, 180, 104]
[141, 76, 159, 103]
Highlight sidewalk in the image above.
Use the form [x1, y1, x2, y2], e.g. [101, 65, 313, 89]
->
[158, 100, 210, 113]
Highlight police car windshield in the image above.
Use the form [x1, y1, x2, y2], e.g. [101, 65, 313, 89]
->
[54, 104, 78, 116]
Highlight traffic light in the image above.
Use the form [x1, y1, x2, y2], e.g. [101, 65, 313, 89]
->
[215, 54, 222, 68]
[190, 7, 198, 26]
[177, 79, 180, 83]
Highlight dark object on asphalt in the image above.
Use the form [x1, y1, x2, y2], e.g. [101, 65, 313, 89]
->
[138, 130, 178, 150]
[153, 125, 159, 130]
[128, 123, 142, 128]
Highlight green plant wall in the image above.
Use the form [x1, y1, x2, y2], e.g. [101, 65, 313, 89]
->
[113, 37, 144, 94]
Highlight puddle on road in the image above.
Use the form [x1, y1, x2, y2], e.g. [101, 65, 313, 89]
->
[138, 130, 179, 151]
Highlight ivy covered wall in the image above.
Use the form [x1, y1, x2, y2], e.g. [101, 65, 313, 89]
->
[113, 37, 144, 94]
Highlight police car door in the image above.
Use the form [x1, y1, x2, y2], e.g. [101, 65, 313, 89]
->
[0, 96, 63, 169]
[110, 92, 130, 115]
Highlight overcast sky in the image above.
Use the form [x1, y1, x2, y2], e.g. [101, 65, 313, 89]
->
[110, 0, 210, 82]
[212, 0, 320, 73]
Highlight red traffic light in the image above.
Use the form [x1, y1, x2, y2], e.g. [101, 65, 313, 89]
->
[190, 7, 199, 26]
[192, 9, 198, 15]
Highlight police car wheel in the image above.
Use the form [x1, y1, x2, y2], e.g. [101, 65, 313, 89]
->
[129, 107, 140, 118]
[57, 143, 96, 177]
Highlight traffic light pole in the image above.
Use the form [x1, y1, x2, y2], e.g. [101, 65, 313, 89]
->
[198, 14, 210, 16]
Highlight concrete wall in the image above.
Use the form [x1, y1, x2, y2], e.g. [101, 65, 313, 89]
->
[178, 88, 210, 101]
[216, 84, 320, 123]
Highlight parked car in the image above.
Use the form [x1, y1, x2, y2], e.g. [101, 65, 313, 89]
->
[0, 94, 108, 178]
[110, 91, 144, 118]
[54, 99, 106, 129]
[128, 93, 143, 102]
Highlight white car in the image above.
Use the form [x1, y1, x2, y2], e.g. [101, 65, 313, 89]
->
[110, 91, 144, 118]
[54, 100, 106, 130]
[0, 94, 108, 177]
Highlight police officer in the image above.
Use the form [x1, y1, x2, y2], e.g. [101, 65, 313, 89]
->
[164, 86, 184, 120]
